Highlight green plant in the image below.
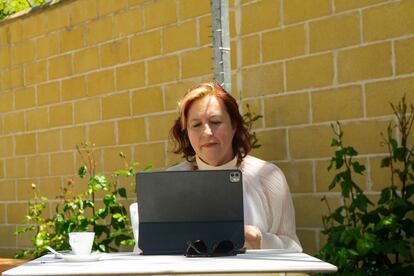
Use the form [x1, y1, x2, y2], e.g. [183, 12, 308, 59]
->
[0, 0, 46, 20]
[317, 97, 414, 275]
[14, 143, 139, 259]
[243, 103, 263, 149]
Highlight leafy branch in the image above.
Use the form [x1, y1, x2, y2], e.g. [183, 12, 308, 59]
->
[14, 143, 138, 259]
[243, 103, 263, 149]
[0, 0, 46, 20]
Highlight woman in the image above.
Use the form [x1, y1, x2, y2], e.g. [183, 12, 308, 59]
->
[168, 82, 302, 251]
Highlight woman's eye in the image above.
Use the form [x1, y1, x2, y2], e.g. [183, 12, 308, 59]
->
[190, 123, 201, 128]
[211, 121, 221, 125]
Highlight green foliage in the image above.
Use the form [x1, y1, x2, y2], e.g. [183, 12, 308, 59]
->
[14, 142, 140, 259]
[0, 0, 46, 20]
[243, 103, 263, 149]
[317, 97, 414, 275]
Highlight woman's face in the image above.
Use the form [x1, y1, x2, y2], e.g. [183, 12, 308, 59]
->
[186, 95, 236, 166]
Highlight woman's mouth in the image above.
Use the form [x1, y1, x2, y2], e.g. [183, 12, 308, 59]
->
[201, 142, 217, 148]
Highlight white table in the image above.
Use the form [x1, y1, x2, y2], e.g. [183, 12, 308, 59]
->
[3, 249, 337, 276]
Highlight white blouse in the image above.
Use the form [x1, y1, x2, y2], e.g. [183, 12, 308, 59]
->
[167, 155, 302, 252]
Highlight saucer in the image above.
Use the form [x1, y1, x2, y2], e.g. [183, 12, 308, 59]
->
[61, 253, 102, 262]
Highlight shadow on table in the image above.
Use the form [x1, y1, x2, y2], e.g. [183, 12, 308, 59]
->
[0, 258, 28, 275]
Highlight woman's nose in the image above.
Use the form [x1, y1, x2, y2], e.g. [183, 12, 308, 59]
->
[203, 124, 213, 136]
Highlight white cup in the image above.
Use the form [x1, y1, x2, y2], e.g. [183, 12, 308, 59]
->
[69, 232, 95, 255]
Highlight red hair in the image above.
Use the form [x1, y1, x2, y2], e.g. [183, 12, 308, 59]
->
[169, 82, 251, 162]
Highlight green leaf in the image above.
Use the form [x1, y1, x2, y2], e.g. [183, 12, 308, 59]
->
[378, 187, 391, 205]
[143, 164, 154, 171]
[405, 184, 414, 199]
[390, 138, 398, 151]
[328, 175, 338, 190]
[327, 159, 334, 171]
[354, 193, 369, 212]
[78, 165, 88, 178]
[393, 147, 406, 161]
[89, 174, 108, 191]
[332, 207, 345, 224]
[352, 162, 365, 174]
[84, 200, 94, 208]
[15, 225, 35, 235]
[335, 149, 343, 160]
[92, 174, 107, 184]
[94, 224, 106, 237]
[112, 213, 124, 223]
[335, 157, 344, 169]
[120, 238, 135, 246]
[351, 180, 363, 194]
[331, 138, 340, 147]
[98, 244, 106, 252]
[340, 228, 360, 245]
[103, 194, 116, 206]
[356, 234, 375, 256]
[118, 187, 127, 198]
[115, 170, 132, 177]
[380, 157, 391, 168]
[348, 249, 359, 257]
[78, 217, 88, 228]
[346, 146, 358, 156]
[375, 216, 396, 231]
[252, 143, 261, 149]
[361, 210, 379, 226]
[402, 219, 414, 238]
[390, 198, 409, 217]
[341, 180, 351, 198]
[394, 240, 412, 261]
[96, 208, 107, 219]
[253, 115, 263, 121]
[114, 234, 131, 245]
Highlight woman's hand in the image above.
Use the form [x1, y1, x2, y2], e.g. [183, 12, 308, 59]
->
[244, 225, 262, 249]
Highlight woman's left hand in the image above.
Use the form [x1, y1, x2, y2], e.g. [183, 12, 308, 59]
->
[244, 225, 262, 249]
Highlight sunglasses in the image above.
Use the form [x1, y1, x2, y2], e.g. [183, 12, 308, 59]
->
[185, 240, 245, 257]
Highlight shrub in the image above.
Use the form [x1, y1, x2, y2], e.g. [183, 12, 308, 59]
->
[14, 143, 143, 259]
[317, 97, 414, 275]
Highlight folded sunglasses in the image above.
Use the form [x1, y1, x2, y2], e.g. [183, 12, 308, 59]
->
[184, 239, 246, 257]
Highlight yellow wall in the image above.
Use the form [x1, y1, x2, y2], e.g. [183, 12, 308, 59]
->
[0, 0, 414, 257]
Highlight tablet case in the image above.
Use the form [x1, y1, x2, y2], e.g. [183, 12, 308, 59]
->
[136, 169, 244, 255]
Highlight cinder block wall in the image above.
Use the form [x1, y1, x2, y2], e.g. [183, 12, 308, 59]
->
[0, 0, 414, 257]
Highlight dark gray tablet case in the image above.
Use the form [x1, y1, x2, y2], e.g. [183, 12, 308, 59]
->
[136, 169, 244, 255]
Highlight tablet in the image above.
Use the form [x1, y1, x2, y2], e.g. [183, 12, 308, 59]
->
[136, 169, 244, 255]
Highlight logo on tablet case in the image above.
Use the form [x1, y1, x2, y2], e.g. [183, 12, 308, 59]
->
[229, 171, 241, 182]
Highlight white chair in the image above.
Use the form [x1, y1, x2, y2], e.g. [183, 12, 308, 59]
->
[129, 203, 141, 253]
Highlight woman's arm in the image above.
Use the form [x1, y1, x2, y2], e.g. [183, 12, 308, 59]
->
[261, 165, 302, 251]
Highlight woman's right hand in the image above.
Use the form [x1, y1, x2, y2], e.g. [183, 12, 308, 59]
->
[244, 224, 262, 249]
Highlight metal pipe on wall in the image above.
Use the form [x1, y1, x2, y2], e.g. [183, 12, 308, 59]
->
[211, 0, 231, 94]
